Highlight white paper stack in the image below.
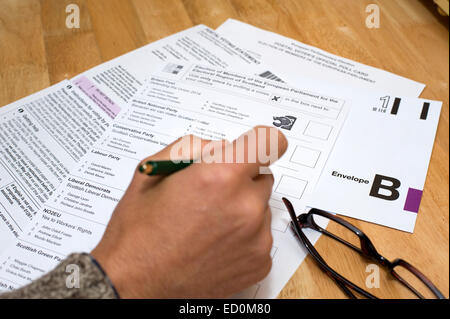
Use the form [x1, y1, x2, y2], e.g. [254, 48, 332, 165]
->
[0, 19, 442, 298]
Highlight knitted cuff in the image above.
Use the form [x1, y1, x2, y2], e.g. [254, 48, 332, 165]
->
[0, 253, 119, 299]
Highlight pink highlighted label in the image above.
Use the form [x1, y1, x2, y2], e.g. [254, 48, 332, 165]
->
[74, 76, 121, 119]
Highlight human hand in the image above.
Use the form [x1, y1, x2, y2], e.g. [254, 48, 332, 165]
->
[91, 126, 288, 298]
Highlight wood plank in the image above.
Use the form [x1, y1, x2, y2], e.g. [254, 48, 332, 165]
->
[0, 0, 49, 106]
[182, 0, 238, 28]
[132, 0, 193, 42]
[86, 0, 147, 61]
[40, 0, 102, 83]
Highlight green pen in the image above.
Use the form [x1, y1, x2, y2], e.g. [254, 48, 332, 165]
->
[139, 160, 194, 176]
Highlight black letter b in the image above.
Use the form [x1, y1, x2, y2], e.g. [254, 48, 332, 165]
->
[369, 174, 401, 201]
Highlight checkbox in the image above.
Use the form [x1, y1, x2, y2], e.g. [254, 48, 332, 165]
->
[270, 246, 278, 258]
[270, 206, 290, 233]
[304, 121, 332, 140]
[275, 175, 308, 199]
[290, 145, 321, 168]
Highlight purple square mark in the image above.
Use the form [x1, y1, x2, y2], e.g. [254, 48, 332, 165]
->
[403, 188, 423, 213]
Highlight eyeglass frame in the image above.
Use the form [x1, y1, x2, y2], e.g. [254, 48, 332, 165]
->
[282, 197, 445, 299]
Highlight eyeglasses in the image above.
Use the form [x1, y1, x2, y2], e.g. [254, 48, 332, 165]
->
[282, 197, 445, 299]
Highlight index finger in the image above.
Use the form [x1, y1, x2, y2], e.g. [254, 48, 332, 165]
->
[130, 134, 214, 191]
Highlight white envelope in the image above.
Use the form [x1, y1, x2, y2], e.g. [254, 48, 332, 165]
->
[308, 96, 442, 232]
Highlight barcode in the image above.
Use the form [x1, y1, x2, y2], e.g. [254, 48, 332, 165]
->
[259, 70, 284, 83]
[163, 63, 184, 75]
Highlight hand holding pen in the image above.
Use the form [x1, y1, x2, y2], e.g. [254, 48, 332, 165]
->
[92, 126, 288, 298]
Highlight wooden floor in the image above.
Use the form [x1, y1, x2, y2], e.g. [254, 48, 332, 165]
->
[0, 0, 448, 298]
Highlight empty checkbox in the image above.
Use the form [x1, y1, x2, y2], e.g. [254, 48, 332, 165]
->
[270, 206, 290, 233]
[304, 121, 332, 140]
[275, 175, 307, 199]
[290, 145, 321, 168]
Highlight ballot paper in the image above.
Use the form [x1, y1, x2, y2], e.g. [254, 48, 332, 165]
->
[0, 63, 350, 295]
[0, 81, 111, 253]
[0, 25, 260, 254]
[78, 24, 260, 107]
[308, 97, 442, 232]
[216, 19, 425, 97]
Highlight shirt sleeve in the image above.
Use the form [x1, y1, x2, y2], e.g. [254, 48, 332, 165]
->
[0, 253, 120, 299]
